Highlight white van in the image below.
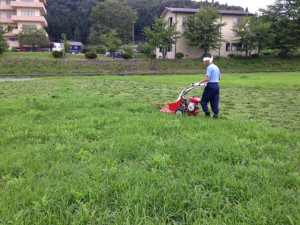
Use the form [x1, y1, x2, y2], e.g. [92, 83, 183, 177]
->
[52, 43, 65, 52]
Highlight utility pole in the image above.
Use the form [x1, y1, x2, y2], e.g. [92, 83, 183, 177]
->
[132, 22, 135, 46]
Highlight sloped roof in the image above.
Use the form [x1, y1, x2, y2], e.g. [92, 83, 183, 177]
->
[69, 41, 83, 46]
[160, 7, 254, 18]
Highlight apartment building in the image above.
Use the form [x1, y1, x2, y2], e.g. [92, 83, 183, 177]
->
[0, 0, 47, 51]
[157, 7, 254, 59]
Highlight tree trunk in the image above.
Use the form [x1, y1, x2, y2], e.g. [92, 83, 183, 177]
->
[162, 48, 167, 58]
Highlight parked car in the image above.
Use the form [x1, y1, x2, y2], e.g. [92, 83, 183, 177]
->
[114, 52, 123, 58]
[105, 52, 124, 58]
[52, 43, 64, 52]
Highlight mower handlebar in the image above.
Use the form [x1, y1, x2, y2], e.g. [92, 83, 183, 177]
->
[191, 82, 207, 87]
[177, 82, 207, 101]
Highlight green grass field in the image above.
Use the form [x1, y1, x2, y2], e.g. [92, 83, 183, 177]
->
[0, 72, 299, 224]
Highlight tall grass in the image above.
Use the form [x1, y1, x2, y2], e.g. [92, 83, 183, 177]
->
[0, 52, 299, 75]
[0, 75, 299, 224]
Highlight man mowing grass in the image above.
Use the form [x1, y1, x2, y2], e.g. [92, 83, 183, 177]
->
[198, 55, 221, 119]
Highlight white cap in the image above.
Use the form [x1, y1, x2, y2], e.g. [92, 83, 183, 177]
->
[203, 56, 213, 62]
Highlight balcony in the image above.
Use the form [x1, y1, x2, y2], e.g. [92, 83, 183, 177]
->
[0, 18, 14, 24]
[0, 5, 14, 11]
[11, 15, 48, 27]
[11, 2, 47, 15]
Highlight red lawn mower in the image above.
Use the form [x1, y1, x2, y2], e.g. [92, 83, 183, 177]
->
[157, 82, 207, 116]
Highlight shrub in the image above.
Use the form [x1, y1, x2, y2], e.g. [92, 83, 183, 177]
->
[121, 52, 132, 59]
[175, 52, 184, 59]
[52, 50, 63, 58]
[149, 53, 156, 59]
[228, 53, 236, 58]
[85, 52, 97, 59]
[251, 54, 259, 58]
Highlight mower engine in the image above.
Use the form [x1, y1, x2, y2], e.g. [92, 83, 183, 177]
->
[175, 96, 201, 115]
[157, 82, 206, 116]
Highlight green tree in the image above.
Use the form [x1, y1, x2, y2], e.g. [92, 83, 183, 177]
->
[259, 0, 300, 55]
[0, 24, 13, 54]
[144, 18, 181, 59]
[231, 17, 257, 57]
[18, 28, 50, 51]
[250, 18, 272, 56]
[100, 29, 123, 59]
[61, 33, 70, 56]
[89, 0, 137, 44]
[138, 42, 155, 58]
[183, 5, 226, 55]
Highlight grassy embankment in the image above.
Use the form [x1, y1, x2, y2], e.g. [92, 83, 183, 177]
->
[0, 52, 300, 75]
[0, 73, 299, 224]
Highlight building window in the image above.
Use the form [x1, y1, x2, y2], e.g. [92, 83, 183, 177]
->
[21, 10, 35, 16]
[167, 46, 172, 52]
[9, 38, 18, 41]
[6, 0, 11, 5]
[21, 0, 35, 2]
[0, 13, 2, 19]
[231, 43, 242, 51]
[0, 26, 3, 31]
[22, 25, 37, 29]
[233, 17, 244, 27]
[169, 17, 172, 27]
[182, 16, 187, 25]
[7, 13, 15, 18]
[226, 43, 230, 51]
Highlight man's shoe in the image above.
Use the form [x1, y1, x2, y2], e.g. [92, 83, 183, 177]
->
[213, 114, 219, 119]
[205, 111, 211, 117]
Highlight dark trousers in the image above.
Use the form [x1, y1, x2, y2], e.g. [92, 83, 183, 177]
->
[200, 83, 219, 115]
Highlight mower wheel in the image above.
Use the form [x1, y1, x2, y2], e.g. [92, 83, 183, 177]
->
[175, 109, 184, 115]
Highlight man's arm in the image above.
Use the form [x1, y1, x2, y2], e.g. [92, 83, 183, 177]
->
[199, 76, 210, 84]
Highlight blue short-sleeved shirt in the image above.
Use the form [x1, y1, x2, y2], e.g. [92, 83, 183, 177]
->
[206, 64, 221, 83]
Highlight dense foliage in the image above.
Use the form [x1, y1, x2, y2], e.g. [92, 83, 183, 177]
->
[45, 0, 100, 43]
[45, 0, 243, 44]
[259, 0, 300, 55]
[88, 0, 137, 44]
